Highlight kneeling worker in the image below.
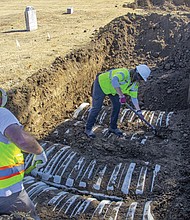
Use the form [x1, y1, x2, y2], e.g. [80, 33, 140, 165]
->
[0, 88, 47, 220]
[85, 64, 151, 138]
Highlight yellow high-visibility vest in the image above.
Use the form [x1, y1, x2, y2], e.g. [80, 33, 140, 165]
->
[98, 68, 139, 98]
[0, 142, 24, 189]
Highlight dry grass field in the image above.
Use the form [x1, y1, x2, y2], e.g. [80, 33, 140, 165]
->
[0, 0, 136, 90]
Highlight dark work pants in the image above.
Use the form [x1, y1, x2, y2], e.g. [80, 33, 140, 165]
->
[0, 189, 40, 220]
[86, 77, 121, 130]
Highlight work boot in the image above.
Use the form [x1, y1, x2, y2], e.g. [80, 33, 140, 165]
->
[85, 129, 96, 138]
[109, 128, 123, 136]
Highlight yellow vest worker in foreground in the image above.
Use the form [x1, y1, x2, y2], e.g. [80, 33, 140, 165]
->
[85, 64, 151, 138]
[0, 88, 47, 220]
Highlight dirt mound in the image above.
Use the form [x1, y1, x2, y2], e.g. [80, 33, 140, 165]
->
[139, 0, 190, 7]
[4, 12, 190, 220]
[125, 0, 190, 10]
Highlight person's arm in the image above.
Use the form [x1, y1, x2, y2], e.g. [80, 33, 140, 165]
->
[131, 97, 144, 118]
[131, 97, 140, 111]
[112, 76, 124, 97]
[0, 107, 47, 169]
[4, 124, 43, 155]
[4, 123, 47, 169]
[115, 87, 124, 97]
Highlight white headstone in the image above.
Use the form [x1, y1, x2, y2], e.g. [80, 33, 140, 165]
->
[25, 6, 38, 31]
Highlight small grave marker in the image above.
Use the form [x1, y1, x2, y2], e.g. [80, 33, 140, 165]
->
[67, 7, 74, 14]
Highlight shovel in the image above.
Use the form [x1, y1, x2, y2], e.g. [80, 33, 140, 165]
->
[125, 102, 157, 135]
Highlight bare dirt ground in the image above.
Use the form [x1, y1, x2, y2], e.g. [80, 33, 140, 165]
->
[0, 0, 190, 220]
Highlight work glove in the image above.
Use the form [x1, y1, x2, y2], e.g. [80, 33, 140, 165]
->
[119, 95, 127, 105]
[32, 150, 47, 169]
[136, 110, 144, 119]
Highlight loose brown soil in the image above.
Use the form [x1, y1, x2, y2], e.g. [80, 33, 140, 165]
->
[1, 1, 190, 220]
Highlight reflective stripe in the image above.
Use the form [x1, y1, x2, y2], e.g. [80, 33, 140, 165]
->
[130, 82, 138, 91]
[0, 141, 24, 189]
[109, 70, 113, 79]
[0, 162, 24, 170]
[0, 164, 24, 178]
[109, 70, 125, 81]
[0, 170, 24, 181]
[0, 172, 24, 189]
[99, 68, 137, 96]
[119, 81, 129, 85]
[109, 70, 129, 86]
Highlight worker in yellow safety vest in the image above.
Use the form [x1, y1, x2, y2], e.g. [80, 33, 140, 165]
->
[85, 64, 151, 138]
[0, 88, 47, 219]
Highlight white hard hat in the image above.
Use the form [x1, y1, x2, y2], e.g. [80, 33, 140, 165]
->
[136, 64, 151, 82]
[0, 88, 7, 107]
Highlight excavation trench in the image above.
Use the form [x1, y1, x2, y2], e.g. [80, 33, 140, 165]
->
[7, 12, 190, 138]
[5, 12, 190, 219]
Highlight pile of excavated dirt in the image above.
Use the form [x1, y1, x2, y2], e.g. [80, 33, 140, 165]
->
[3, 10, 190, 220]
[136, 0, 190, 7]
[124, 0, 190, 11]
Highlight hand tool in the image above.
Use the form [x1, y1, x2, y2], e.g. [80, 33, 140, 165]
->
[25, 160, 43, 174]
[125, 102, 157, 135]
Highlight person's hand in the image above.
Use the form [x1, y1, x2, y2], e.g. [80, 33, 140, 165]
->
[136, 110, 144, 119]
[119, 95, 126, 105]
[32, 150, 47, 169]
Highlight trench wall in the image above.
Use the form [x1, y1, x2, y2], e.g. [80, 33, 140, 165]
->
[7, 40, 110, 138]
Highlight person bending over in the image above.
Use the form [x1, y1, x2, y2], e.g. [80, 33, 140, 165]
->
[85, 64, 151, 138]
